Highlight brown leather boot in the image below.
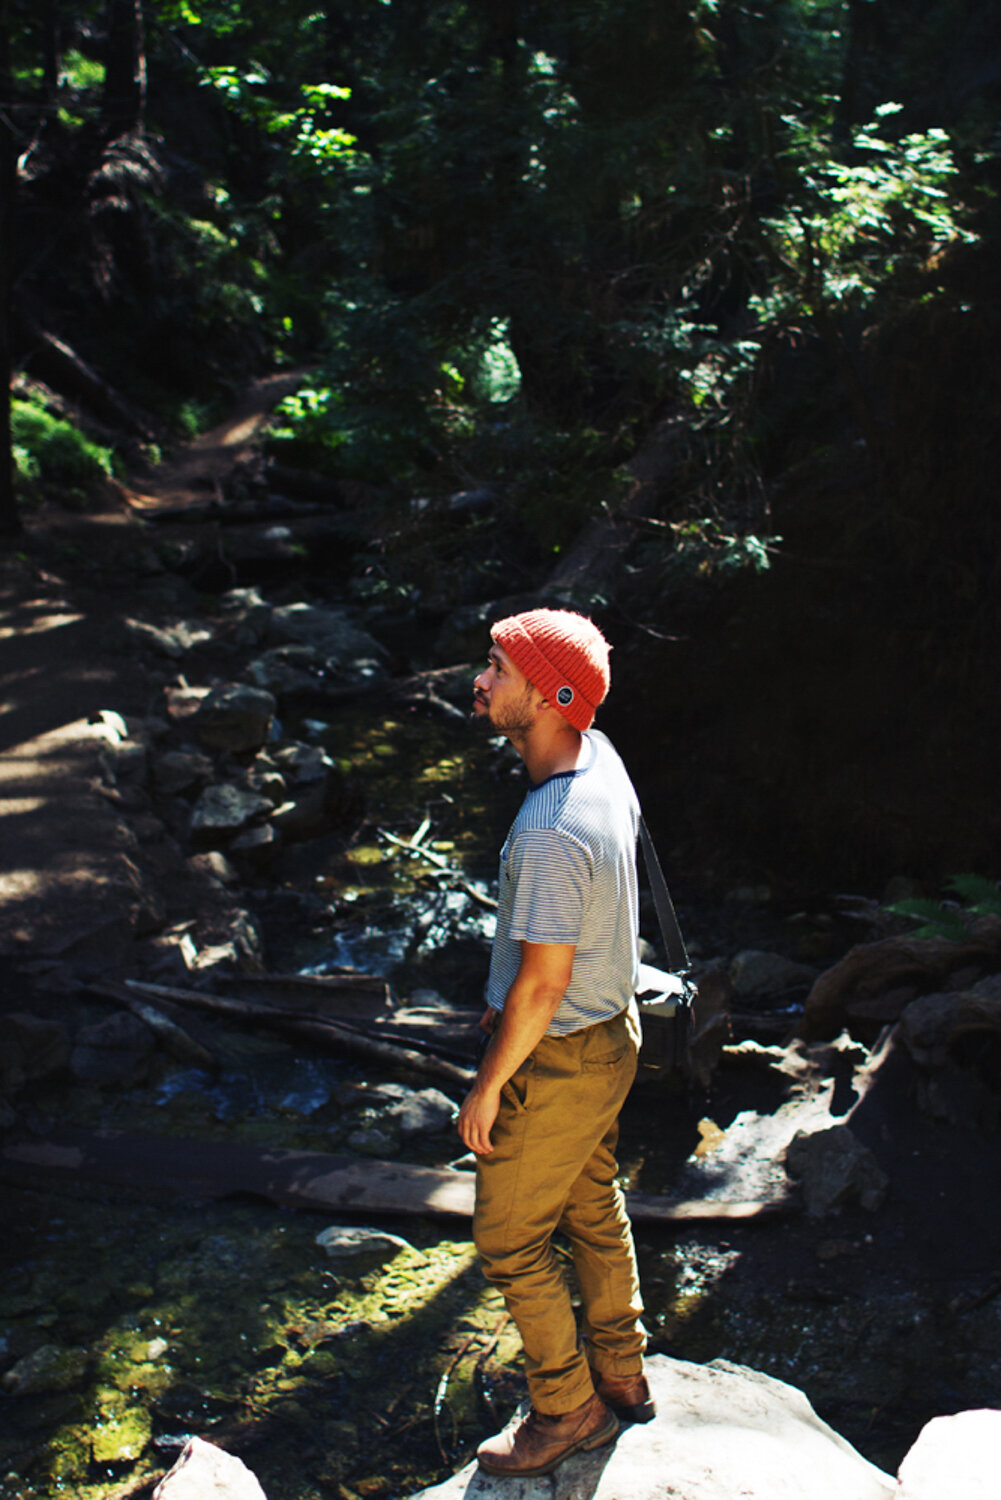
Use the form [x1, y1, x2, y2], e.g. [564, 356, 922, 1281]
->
[589, 1367, 656, 1423]
[476, 1392, 619, 1476]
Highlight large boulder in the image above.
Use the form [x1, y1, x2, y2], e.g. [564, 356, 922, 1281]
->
[896, 987, 1001, 1129]
[785, 1122, 888, 1217]
[408, 1355, 896, 1500]
[797, 919, 1001, 1041]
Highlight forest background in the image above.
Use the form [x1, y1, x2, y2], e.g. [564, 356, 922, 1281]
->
[1, 0, 1000, 899]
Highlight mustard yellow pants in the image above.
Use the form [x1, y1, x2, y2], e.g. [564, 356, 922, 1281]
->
[473, 1008, 646, 1415]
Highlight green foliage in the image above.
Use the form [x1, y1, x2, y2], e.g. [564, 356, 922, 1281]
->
[886, 876, 1001, 941]
[11, 401, 115, 506]
[61, 48, 105, 93]
[754, 104, 978, 323]
[666, 519, 781, 579]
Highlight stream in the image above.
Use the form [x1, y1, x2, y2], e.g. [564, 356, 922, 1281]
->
[2, 693, 1000, 1500]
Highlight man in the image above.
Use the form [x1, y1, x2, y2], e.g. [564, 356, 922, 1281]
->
[459, 606, 653, 1478]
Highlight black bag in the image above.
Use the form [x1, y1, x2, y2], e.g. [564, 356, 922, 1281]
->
[634, 813, 730, 1087]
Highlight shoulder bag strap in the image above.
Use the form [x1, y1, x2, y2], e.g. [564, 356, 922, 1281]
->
[589, 728, 691, 975]
[638, 814, 691, 975]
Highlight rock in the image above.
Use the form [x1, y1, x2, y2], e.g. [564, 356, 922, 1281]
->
[124, 618, 189, 659]
[379, 1085, 458, 1136]
[2, 1343, 90, 1395]
[70, 1010, 156, 1086]
[729, 950, 817, 998]
[271, 742, 334, 785]
[229, 824, 281, 865]
[266, 743, 342, 840]
[0, 1012, 70, 1093]
[785, 1123, 888, 1217]
[219, 586, 273, 646]
[347, 1122, 399, 1156]
[152, 1436, 267, 1500]
[269, 790, 328, 842]
[679, 1089, 834, 1206]
[190, 683, 277, 753]
[267, 602, 386, 678]
[242, 752, 287, 802]
[896, 990, 1001, 1130]
[245, 644, 328, 695]
[153, 748, 215, 796]
[187, 850, 239, 887]
[165, 685, 211, 726]
[316, 1226, 417, 1260]
[189, 784, 274, 846]
[898, 990, 1001, 1071]
[408, 1354, 896, 1500]
[99, 734, 149, 784]
[897, 1408, 1001, 1499]
[798, 920, 1001, 1041]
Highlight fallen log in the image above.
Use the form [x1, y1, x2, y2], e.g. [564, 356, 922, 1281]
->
[215, 970, 393, 1020]
[103, 987, 219, 1072]
[0, 1127, 795, 1224]
[18, 313, 156, 439]
[116, 978, 476, 1088]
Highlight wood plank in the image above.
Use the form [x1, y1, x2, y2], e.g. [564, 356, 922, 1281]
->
[0, 1128, 793, 1224]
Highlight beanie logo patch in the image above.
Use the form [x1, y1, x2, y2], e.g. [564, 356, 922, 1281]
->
[556, 685, 575, 708]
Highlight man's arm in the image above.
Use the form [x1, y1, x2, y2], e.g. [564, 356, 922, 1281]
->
[457, 939, 575, 1157]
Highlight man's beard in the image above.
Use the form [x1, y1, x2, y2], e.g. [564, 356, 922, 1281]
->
[472, 684, 537, 735]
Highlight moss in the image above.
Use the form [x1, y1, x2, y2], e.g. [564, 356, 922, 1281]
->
[11, 400, 115, 507]
[90, 1400, 153, 1464]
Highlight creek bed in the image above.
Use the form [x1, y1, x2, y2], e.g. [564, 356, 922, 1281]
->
[3, 707, 999, 1495]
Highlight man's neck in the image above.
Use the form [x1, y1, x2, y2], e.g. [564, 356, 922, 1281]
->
[513, 724, 585, 785]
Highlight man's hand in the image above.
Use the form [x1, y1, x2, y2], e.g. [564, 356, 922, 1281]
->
[458, 1081, 501, 1156]
[457, 940, 574, 1157]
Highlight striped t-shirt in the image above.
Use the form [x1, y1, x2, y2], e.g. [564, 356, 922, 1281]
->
[485, 730, 640, 1036]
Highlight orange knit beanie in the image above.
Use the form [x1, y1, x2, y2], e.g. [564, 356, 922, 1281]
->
[490, 608, 611, 731]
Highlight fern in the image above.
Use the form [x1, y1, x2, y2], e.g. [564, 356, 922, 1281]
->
[886, 876, 1001, 941]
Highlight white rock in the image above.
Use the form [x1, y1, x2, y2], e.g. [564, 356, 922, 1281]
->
[152, 1436, 267, 1500]
[896, 1408, 1001, 1499]
[315, 1225, 417, 1260]
[407, 1355, 896, 1500]
[388, 1087, 458, 1136]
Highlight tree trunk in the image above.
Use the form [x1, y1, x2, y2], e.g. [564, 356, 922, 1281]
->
[103, 0, 146, 138]
[0, 0, 21, 538]
[42, 0, 63, 103]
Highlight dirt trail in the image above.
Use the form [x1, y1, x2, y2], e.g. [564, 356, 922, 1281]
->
[123, 370, 305, 510]
[0, 373, 303, 964]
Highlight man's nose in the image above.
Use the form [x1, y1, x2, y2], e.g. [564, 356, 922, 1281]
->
[474, 667, 489, 690]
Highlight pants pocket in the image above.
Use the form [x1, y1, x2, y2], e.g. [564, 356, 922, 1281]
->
[501, 1060, 533, 1112]
[581, 1043, 628, 1073]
